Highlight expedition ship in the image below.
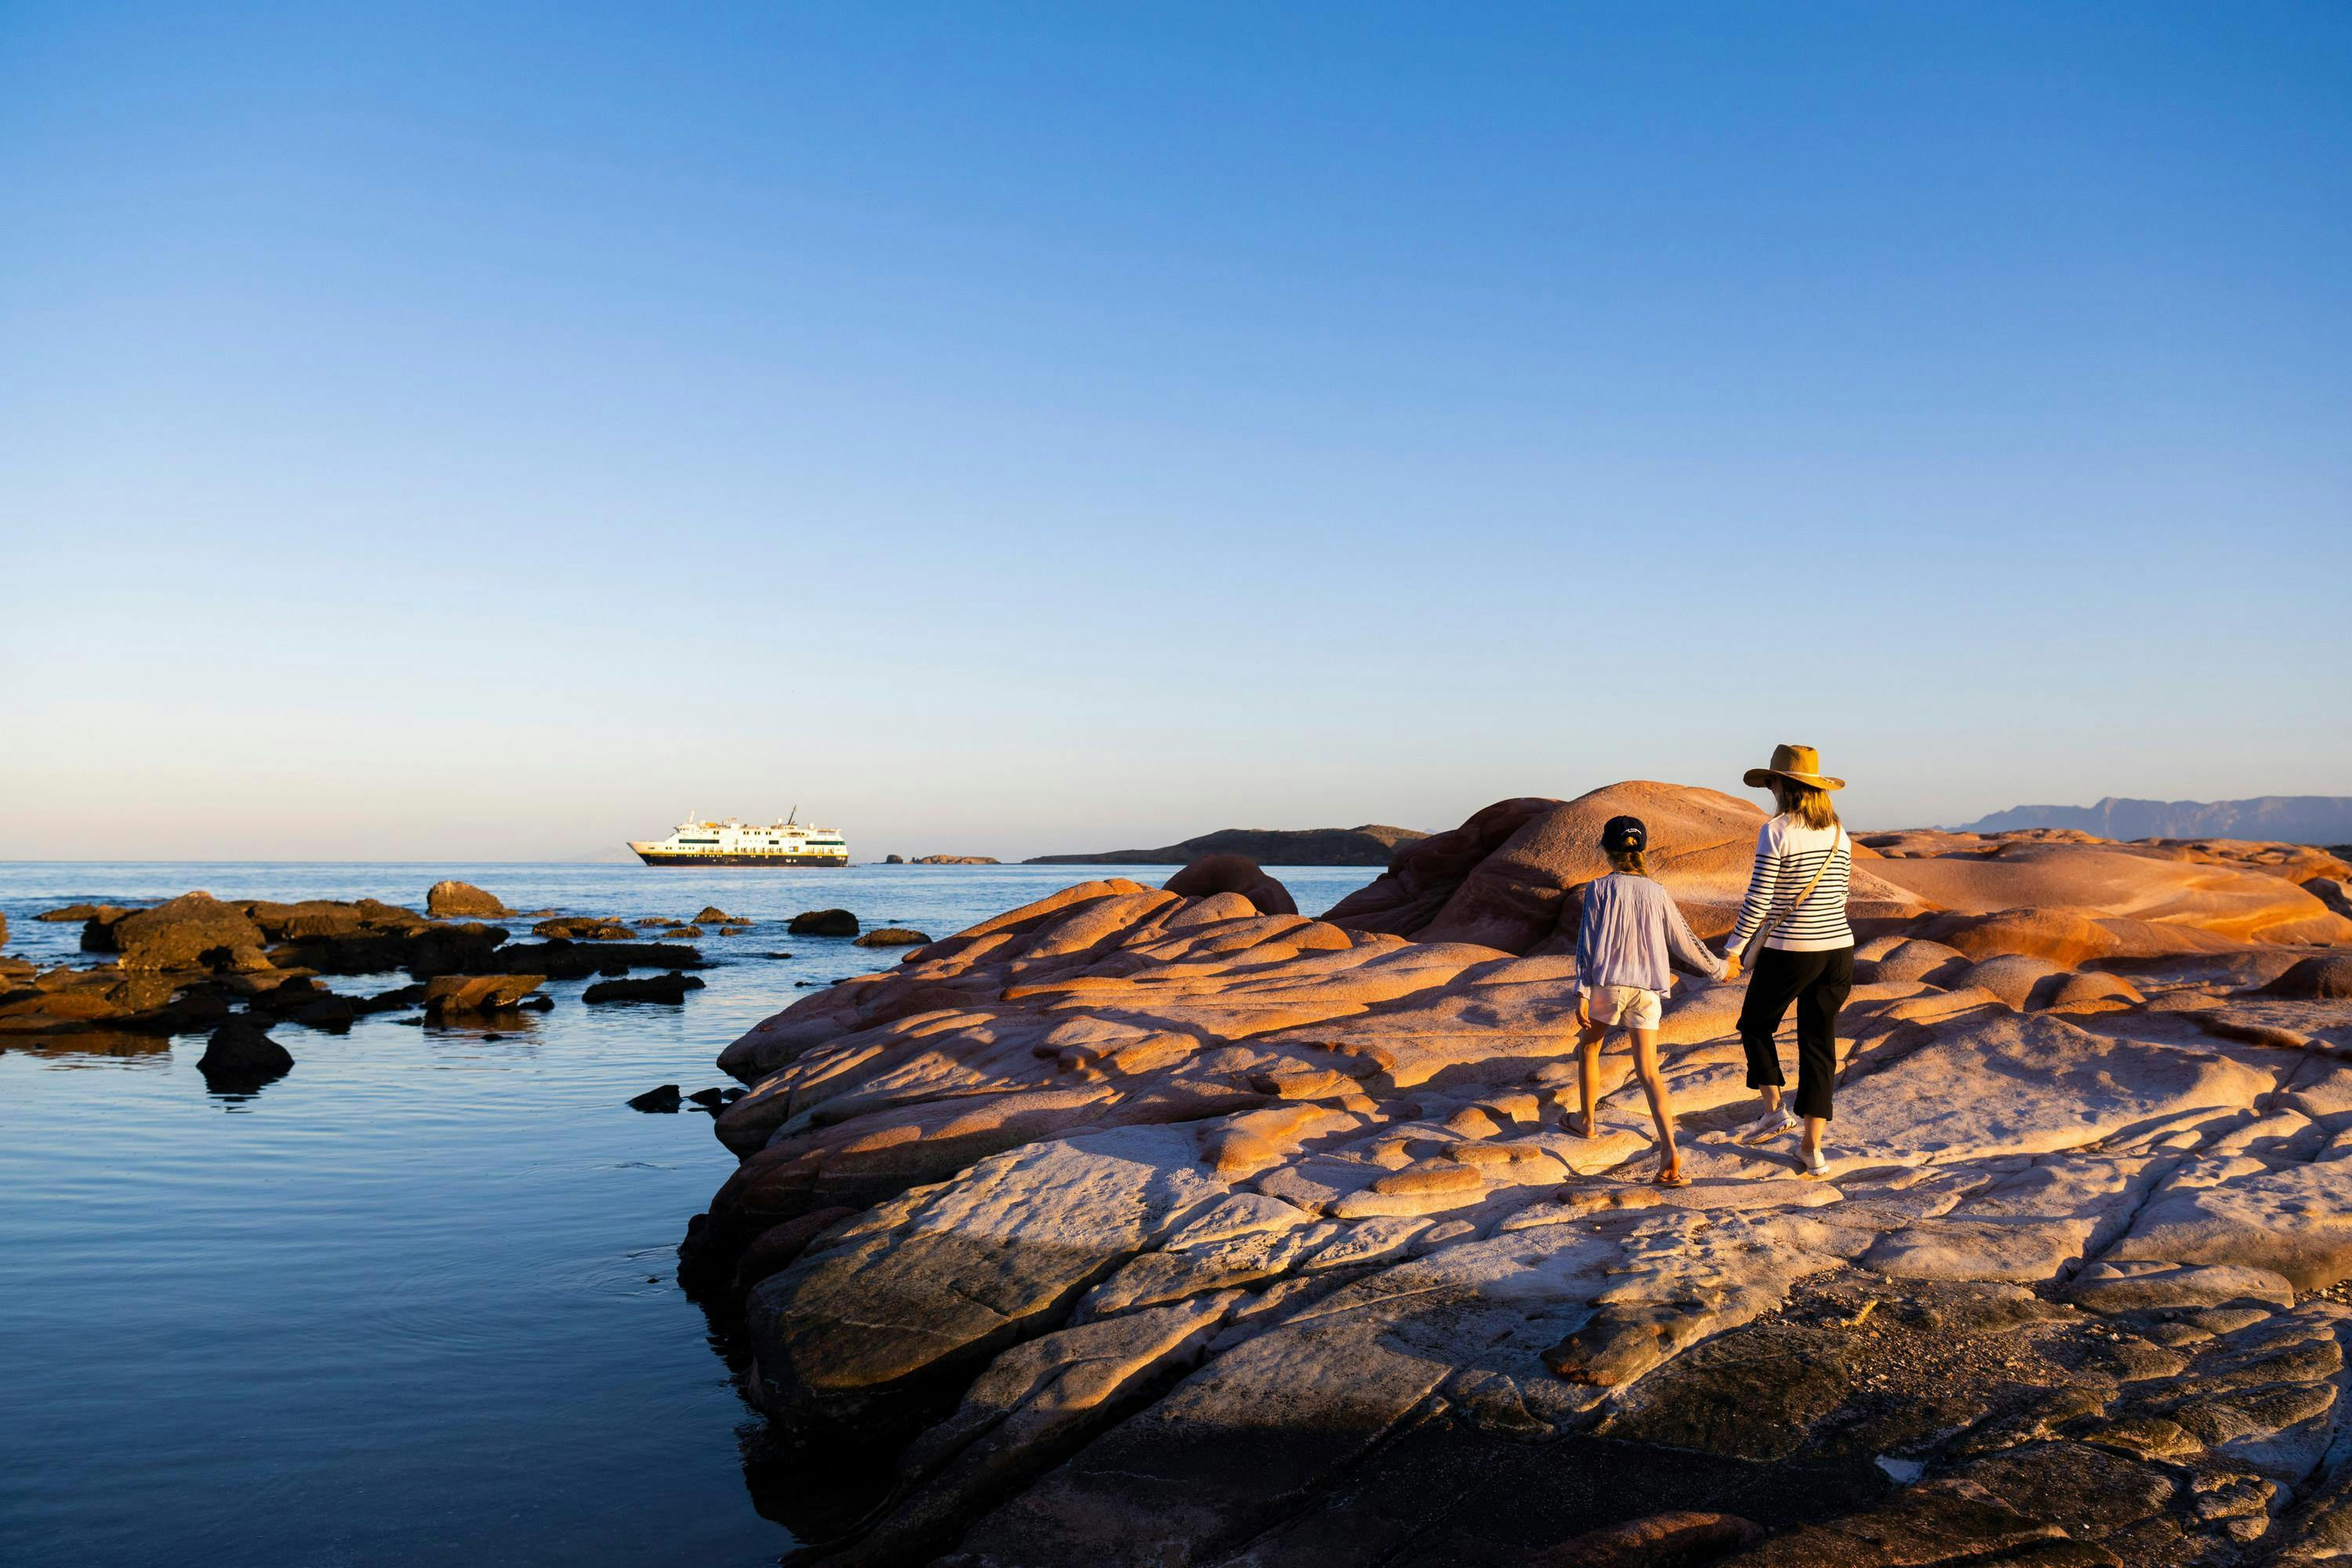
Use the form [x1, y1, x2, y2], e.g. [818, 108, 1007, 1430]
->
[627, 811, 848, 867]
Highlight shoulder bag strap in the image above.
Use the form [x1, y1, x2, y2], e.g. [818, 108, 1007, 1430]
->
[1741, 826, 1845, 962]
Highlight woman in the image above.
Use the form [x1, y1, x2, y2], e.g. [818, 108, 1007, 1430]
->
[1570, 814, 1730, 1187]
[1721, 743, 1854, 1176]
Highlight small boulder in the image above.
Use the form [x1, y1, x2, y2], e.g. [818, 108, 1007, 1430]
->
[687, 1086, 728, 1107]
[884, 854, 906, 865]
[693, 906, 735, 924]
[1163, 854, 1299, 917]
[788, 909, 860, 938]
[2259, 955, 2352, 1000]
[423, 974, 546, 1017]
[109, 893, 269, 972]
[627, 1083, 683, 1112]
[426, 880, 509, 918]
[197, 1018, 294, 1087]
[853, 927, 933, 949]
[583, 972, 706, 1004]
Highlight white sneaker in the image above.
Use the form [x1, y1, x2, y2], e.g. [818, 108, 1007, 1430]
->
[1740, 1107, 1795, 1144]
[1801, 1143, 1830, 1178]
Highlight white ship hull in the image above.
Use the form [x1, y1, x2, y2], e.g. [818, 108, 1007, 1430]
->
[627, 812, 848, 867]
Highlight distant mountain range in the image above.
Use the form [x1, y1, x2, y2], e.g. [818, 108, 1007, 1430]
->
[1026, 824, 1426, 867]
[1958, 795, 2352, 844]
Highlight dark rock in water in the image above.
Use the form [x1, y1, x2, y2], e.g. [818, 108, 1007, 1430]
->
[1163, 853, 1298, 917]
[423, 974, 546, 1018]
[853, 927, 934, 949]
[358, 983, 428, 1014]
[666, 925, 706, 939]
[688, 1086, 728, 1107]
[884, 854, 906, 865]
[76, 909, 136, 952]
[532, 916, 637, 942]
[788, 909, 860, 938]
[105, 892, 270, 973]
[694, 906, 736, 924]
[717, 925, 750, 936]
[721, 1087, 745, 1102]
[521, 993, 554, 1011]
[425, 880, 509, 918]
[767, 951, 793, 960]
[463, 940, 704, 980]
[2258, 955, 2352, 999]
[628, 1083, 683, 1112]
[583, 972, 706, 1005]
[0, 967, 233, 1037]
[793, 980, 818, 987]
[197, 1018, 293, 1087]
[37, 902, 133, 924]
[269, 909, 509, 978]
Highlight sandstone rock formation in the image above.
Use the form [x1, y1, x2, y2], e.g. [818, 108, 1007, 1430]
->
[99, 892, 270, 973]
[425, 880, 509, 918]
[680, 783, 2352, 1566]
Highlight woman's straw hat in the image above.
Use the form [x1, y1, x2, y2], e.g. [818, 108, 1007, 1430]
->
[1744, 742, 1846, 792]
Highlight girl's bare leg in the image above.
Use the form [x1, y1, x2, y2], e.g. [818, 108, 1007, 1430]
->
[1574, 1025, 1605, 1137]
[1631, 1027, 1678, 1175]
[1801, 1114, 1826, 1158]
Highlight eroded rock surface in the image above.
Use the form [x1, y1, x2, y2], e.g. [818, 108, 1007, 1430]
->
[682, 784, 2352, 1566]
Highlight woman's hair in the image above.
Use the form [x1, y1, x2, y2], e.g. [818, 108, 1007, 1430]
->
[1606, 847, 1648, 876]
[1773, 779, 1841, 829]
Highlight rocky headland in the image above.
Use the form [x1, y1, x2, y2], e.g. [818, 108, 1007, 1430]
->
[681, 782, 2352, 1567]
[1026, 824, 1428, 867]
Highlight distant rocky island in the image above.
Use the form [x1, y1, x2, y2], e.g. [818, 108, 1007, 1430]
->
[880, 855, 1000, 866]
[1026, 823, 1425, 867]
[1962, 793, 2352, 845]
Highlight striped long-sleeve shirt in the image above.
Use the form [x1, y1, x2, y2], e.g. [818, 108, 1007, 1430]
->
[1724, 815, 1854, 956]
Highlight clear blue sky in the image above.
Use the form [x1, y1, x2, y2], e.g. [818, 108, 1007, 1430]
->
[5, 3, 2347, 860]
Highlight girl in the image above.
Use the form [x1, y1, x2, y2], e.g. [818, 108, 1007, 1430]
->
[1573, 814, 1731, 1186]
[1721, 743, 1855, 1178]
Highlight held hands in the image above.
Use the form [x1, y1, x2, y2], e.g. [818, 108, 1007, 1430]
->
[1721, 953, 1742, 983]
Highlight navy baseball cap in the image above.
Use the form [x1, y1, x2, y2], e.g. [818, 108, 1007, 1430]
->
[1601, 815, 1646, 853]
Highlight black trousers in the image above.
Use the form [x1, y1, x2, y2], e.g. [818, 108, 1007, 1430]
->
[1737, 945, 1854, 1121]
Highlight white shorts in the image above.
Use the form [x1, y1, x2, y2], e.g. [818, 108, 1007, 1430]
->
[1581, 983, 1663, 1031]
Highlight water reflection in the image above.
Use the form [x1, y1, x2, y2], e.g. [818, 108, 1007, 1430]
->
[0, 861, 1381, 1567]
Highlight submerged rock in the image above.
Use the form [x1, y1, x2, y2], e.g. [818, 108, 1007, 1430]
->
[628, 1083, 683, 1112]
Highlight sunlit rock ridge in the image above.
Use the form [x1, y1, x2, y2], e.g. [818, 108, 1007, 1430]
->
[681, 781, 2352, 1567]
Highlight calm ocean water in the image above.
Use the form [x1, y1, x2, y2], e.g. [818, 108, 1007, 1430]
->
[0, 862, 1380, 1568]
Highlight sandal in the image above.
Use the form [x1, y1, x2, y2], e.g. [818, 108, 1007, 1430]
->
[1653, 1160, 1690, 1189]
